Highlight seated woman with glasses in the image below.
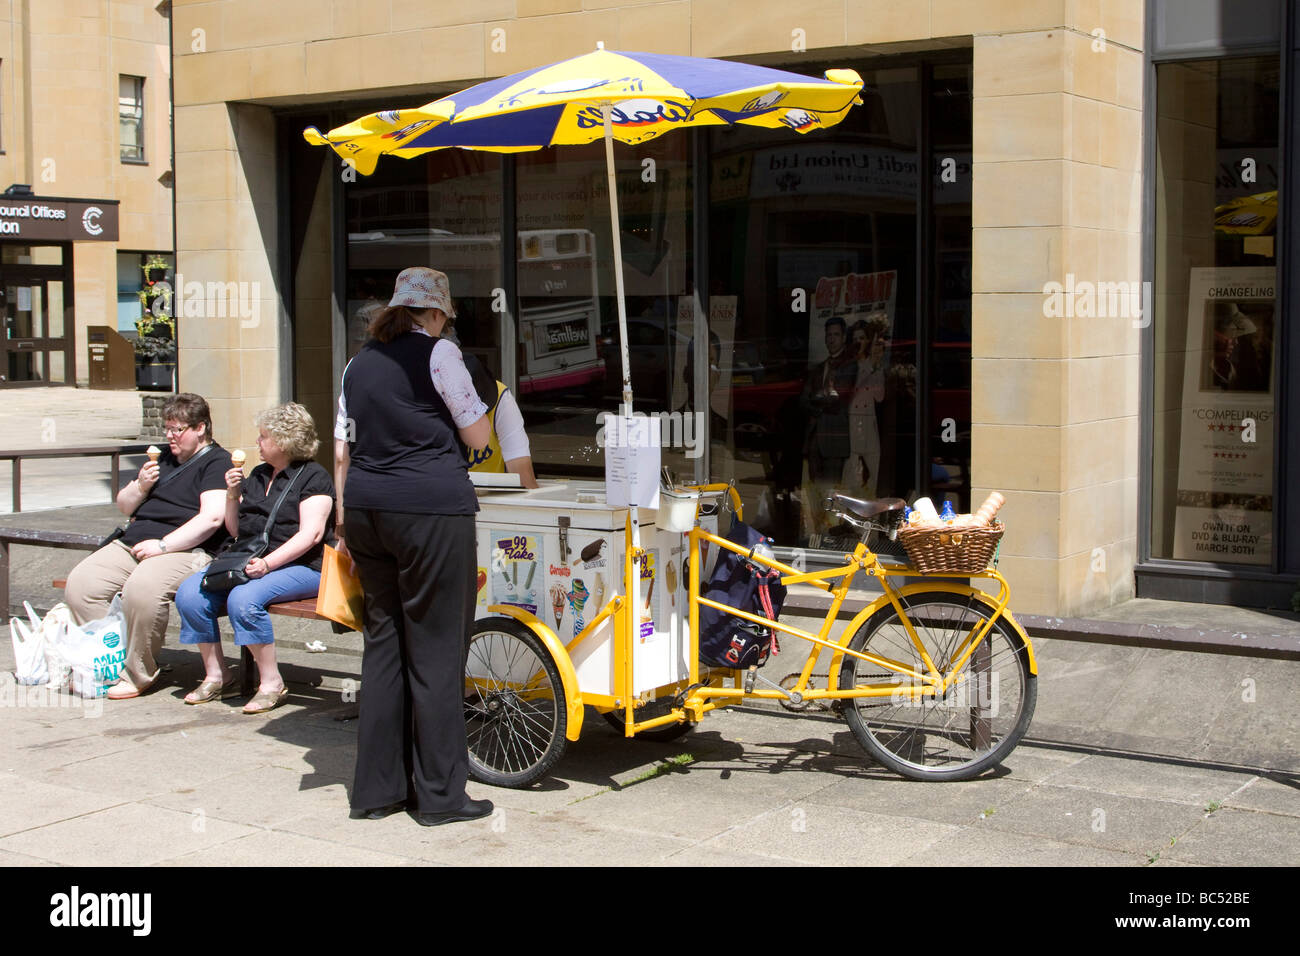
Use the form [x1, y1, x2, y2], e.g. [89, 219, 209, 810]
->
[173, 403, 335, 714]
[65, 393, 234, 699]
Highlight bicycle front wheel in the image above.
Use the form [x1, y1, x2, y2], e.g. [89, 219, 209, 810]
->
[464, 617, 567, 788]
[837, 591, 1036, 781]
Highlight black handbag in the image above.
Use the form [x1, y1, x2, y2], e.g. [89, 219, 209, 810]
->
[201, 465, 304, 592]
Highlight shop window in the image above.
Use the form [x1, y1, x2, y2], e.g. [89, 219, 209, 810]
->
[117, 251, 173, 334]
[1151, 55, 1280, 566]
[119, 75, 145, 163]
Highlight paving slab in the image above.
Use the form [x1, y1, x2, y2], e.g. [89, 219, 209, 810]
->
[206, 716, 360, 783]
[803, 769, 1040, 827]
[1043, 753, 1258, 806]
[656, 844, 790, 866]
[573, 765, 828, 841]
[0, 848, 56, 866]
[141, 765, 351, 829]
[0, 773, 128, 838]
[697, 803, 958, 866]
[897, 826, 1147, 867]
[28, 730, 274, 802]
[1, 723, 145, 774]
[1161, 807, 1300, 867]
[157, 827, 413, 867]
[414, 810, 696, 866]
[974, 784, 1214, 856]
[0, 802, 259, 867]
[1221, 775, 1300, 816]
[1029, 640, 1150, 728]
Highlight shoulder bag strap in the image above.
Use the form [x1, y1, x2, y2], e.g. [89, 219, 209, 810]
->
[252, 464, 306, 554]
[127, 443, 215, 520]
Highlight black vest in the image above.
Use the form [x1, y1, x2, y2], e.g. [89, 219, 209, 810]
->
[342, 332, 478, 515]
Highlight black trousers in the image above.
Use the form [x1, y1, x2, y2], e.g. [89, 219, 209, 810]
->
[344, 509, 476, 813]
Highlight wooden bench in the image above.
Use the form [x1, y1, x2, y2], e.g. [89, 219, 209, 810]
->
[1, 528, 103, 614]
[51, 578, 341, 697]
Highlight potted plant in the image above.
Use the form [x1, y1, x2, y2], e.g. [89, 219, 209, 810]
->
[135, 255, 176, 391]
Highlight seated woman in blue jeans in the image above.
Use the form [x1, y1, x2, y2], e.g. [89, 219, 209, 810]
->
[175, 403, 335, 713]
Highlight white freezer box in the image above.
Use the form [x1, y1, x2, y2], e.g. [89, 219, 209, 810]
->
[472, 479, 698, 698]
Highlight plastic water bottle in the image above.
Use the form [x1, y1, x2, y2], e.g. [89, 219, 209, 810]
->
[940, 500, 956, 524]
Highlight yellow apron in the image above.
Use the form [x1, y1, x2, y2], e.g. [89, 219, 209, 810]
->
[467, 381, 506, 473]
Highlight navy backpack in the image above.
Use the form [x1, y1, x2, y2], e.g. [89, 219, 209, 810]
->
[698, 520, 788, 669]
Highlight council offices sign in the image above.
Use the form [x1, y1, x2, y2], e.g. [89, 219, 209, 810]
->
[0, 197, 119, 242]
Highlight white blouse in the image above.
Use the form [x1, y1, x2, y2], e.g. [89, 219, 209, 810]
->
[334, 331, 488, 439]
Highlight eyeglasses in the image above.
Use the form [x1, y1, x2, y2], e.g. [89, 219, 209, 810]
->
[163, 425, 191, 437]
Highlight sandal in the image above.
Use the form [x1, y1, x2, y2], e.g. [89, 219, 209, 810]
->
[243, 685, 289, 714]
[184, 676, 239, 705]
[107, 679, 155, 700]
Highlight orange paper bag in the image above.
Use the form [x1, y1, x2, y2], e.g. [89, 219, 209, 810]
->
[316, 544, 365, 632]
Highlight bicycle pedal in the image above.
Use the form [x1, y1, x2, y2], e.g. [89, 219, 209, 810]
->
[744, 667, 758, 693]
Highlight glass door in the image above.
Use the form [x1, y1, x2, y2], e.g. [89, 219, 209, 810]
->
[1, 276, 70, 385]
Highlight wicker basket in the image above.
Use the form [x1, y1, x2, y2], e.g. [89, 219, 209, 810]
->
[897, 521, 1004, 574]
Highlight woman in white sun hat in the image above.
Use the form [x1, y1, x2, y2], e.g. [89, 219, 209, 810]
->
[333, 266, 494, 827]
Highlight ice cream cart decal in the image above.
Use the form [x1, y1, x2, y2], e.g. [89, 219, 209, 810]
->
[639, 549, 659, 641]
[665, 544, 682, 607]
[476, 566, 488, 607]
[546, 560, 571, 631]
[490, 531, 542, 615]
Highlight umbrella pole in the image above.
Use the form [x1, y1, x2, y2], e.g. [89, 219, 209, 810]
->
[601, 105, 634, 412]
[602, 103, 641, 731]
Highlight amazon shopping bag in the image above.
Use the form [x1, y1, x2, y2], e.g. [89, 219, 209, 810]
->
[50, 595, 127, 698]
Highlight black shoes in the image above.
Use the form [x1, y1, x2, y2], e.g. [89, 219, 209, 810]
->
[415, 798, 494, 827]
[349, 801, 407, 820]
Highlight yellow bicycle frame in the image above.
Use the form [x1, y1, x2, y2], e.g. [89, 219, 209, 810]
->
[612, 496, 1036, 736]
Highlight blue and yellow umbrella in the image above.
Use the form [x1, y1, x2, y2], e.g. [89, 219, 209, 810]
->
[305, 46, 862, 175]
[306, 46, 861, 411]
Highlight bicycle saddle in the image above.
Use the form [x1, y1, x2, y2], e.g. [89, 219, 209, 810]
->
[824, 494, 908, 521]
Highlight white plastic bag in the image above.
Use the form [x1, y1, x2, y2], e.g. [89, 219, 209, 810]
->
[9, 601, 50, 685]
[49, 596, 128, 698]
[40, 604, 75, 691]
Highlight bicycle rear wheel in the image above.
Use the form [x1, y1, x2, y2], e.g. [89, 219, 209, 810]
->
[837, 591, 1035, 781]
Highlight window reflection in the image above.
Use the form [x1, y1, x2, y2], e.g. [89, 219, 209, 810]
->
[345, 149, 503, 374]
[707, 66, 928, 550]
[1152, 55, 1280, 566]
[515, 137, 693, 479]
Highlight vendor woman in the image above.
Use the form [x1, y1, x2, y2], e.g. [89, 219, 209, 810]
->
[461, 351, 539, 488]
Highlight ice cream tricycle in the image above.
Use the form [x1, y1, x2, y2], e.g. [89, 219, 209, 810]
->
[466, 478, 1038, 786]
[304, 48, 1037, 787]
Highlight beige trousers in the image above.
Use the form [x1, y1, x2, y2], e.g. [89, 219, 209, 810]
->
[64, 541, 212, 690]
